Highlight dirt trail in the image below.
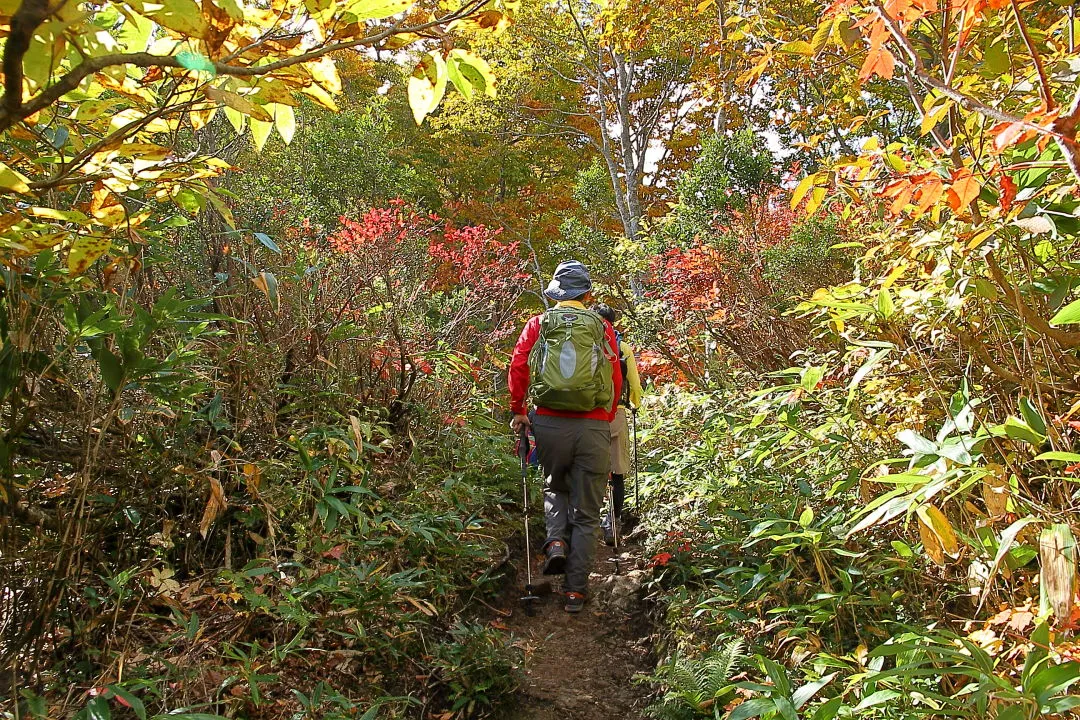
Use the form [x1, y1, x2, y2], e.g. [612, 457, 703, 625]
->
[498, 533, 655, 720]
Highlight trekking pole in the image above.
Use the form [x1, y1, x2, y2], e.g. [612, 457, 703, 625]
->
[607, 482, 621, 575]
[632, 408, 640, 511]
[517, 426, 540, 615]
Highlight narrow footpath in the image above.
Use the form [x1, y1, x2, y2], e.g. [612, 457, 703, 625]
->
[499, 532, 656, 719]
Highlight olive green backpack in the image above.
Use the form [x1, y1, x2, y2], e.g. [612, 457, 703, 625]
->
[528, 306, 614, 412]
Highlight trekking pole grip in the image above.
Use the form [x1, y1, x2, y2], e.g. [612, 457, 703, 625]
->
[518, 425, 530, 463]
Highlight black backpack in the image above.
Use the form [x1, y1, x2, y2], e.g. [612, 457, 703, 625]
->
[614, 330, 629, 405]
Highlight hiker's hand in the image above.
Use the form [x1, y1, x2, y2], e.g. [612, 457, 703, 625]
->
[511, 414, 531, 433]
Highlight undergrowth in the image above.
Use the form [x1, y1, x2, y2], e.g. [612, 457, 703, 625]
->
[635, 364, 1080, 719]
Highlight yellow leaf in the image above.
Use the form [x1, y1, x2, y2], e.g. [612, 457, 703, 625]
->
[274, 104, 297, 144]
[17, 232, 67, 254]
[301, 83, 339, 112]
[204, 86, 272, 121]
[0, 162, 31, 194]
[342, 0, 414, 20]
[916, 504, 959, 557]
[809, 18, 832, 55]
[243, 463, 261, 496]
[790, 172, 818, 208]
[92, 204, 128, 228]
[779, 40, 814, 56]
[250, 117, 273, 152]
[132, 0, 210, 38]
[199, 477, 227, 539]
[32, 206, 91, 224]
[307, 54, 342, 94]
[224, 106, 246, 133]
[408, 51, 447, 125]
[67, 235, 112, 275]
[806, 185, 827, 216]
[918, 514, 945, 565]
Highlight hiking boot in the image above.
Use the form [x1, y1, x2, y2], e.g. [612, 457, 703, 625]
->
[542, 540, 567, 575]
[564, 591, 586, 613]
[603, 525, 616, 546]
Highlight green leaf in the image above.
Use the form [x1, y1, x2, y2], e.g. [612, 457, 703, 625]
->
[1002, 416, 1046, 446]
[106, 687, 146, 720]
[1030, 661, 1080, 706]
[792, 673, 837, 709]
[854, 689, 901, 710]
[254, 233, 281, 254]
[96, 349, 125, 392]
[891, 540, 914, 557]
[1019, 397, 1047, 435]
[801, 366, 824, 392]
[447, 49, 496, 100]
[981, 517, 1037, 606]
[86, 697, 111, 720]
[728, 698, 777, 720]
[896, 429, 937, 455]
[875, 288, 895, 319]
[1049, 297, 1080, 325]
[1035, 451, 1080, 462]
[798, 506, 814, 528]
[811, 696, 844, 720]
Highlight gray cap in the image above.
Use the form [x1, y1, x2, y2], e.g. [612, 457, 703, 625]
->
[543, 261, 592, 300]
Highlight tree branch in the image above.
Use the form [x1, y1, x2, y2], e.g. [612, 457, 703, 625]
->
[3, 0, 52, 114]
[0, 4, 484, 134]
[1010, 0, 1054, 111]
[986, 250, 1080, 348]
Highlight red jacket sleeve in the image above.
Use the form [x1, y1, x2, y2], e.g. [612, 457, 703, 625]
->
[508, 316, 541, 415]
[605, 321, 622, 421]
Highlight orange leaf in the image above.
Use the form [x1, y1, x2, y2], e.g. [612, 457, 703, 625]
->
[992, 121, 1031, 152]
[859, 46, 895, 80]
[946, 168, 980, 212]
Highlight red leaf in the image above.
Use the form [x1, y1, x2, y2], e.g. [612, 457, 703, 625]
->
[999, 174, 1017, 212]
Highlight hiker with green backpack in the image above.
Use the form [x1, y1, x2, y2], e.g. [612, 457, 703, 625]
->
[508, 261, 623, 613]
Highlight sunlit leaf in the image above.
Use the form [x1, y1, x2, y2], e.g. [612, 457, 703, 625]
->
[1049, 297, 1080, 326]
[408, 51, 448, 125]
[67, 235, 112, 275]
[342, 0, 414, 21]
[250, 118, 274, 152]
[274, 104, 297, 144]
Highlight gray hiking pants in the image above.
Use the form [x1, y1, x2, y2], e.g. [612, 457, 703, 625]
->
[531, 414, 611, 594]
